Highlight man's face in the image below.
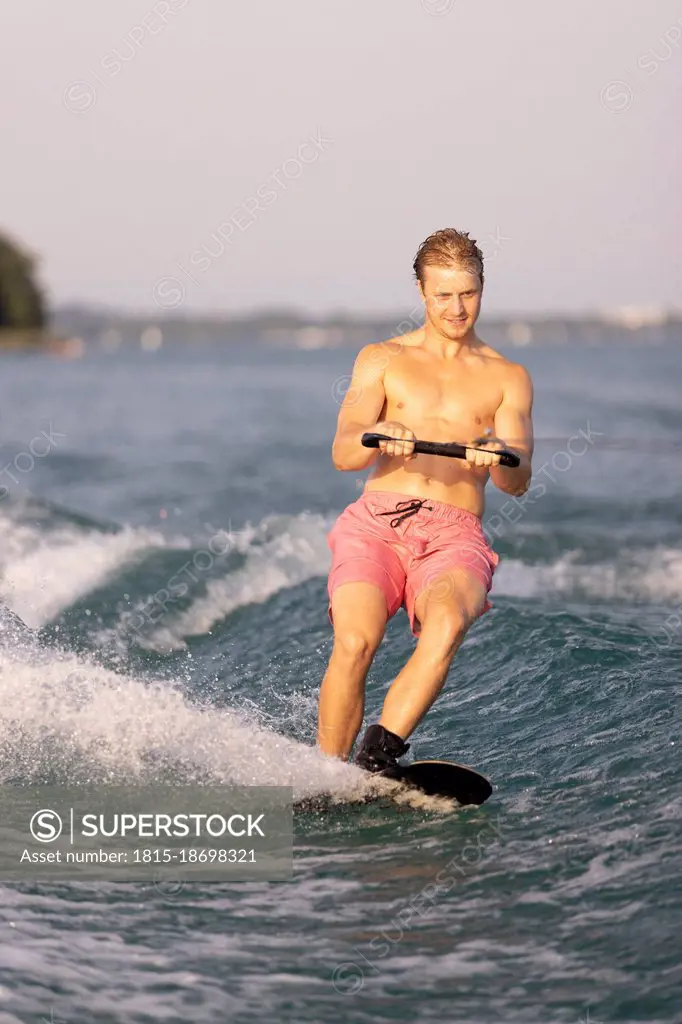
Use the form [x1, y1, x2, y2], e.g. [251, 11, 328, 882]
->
[419, 264, 482, 340]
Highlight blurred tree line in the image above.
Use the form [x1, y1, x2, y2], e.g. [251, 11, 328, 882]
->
[0, 231, 45, 332]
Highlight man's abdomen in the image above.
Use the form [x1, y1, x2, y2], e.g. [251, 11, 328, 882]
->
[365, 454, 487, 517]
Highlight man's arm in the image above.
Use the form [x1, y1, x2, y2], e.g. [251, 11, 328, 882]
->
[331, 344, 388, 471]
[489, 365, 534, 496]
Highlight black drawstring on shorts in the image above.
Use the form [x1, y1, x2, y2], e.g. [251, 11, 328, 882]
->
[376, 498, 434, 528]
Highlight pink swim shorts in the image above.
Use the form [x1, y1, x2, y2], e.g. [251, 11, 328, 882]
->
[327, 490, 500, 636]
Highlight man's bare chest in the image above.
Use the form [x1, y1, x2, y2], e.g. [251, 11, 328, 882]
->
[384, 361, 504, 423]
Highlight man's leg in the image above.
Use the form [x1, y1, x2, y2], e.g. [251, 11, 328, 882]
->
[317, 582, 388, 758]
[379, 569, 487, 741]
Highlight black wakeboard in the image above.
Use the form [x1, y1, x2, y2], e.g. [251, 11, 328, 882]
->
[392, 759, 492, 805]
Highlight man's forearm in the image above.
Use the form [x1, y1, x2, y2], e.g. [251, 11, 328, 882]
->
[332, 425, 379, 471]
[489, 455, 532, 497]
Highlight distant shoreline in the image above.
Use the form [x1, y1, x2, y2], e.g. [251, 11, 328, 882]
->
[3, 307, 680, 352]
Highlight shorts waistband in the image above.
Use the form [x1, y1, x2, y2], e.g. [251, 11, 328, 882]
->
[360, 490, 482, 526]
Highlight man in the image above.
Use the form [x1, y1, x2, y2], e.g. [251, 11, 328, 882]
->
[318, 228, 534, 775]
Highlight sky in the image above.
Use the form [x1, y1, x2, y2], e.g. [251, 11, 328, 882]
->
[2, 0, 681, 316]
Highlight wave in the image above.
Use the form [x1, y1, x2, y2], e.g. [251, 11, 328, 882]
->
[0, 504, 169, 629]
[0, 641, 364, 803]
[0, 640, 456, 811]
[495, 546, 682, 604]
[142, 512, 331, 651]
[143, 541, 682, 652]
[1, 501, 679, 655]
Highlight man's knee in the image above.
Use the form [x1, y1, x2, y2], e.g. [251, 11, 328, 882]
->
[438, 608, 469, 646]
[420, 606, 469, 655]
[333, 628, 377, 666]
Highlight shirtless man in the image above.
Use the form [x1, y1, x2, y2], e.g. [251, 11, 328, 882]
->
[318, 228, 534, 774]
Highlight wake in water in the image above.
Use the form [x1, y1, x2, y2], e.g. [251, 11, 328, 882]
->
[129, 511, 332, 653]
[1, 498, 680, 653]
[0, 501, 360, 802]
[0, 639, 367, 802]
[0, 495, 679, 816]
[494, 545, 682, 604]
[0, 497, 169, 629]
[0, 638, 458, 812]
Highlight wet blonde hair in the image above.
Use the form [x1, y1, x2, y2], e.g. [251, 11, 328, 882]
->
[413, 228, 484, 287]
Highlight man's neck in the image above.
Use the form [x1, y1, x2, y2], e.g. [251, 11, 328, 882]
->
[421, 322, 480, 360]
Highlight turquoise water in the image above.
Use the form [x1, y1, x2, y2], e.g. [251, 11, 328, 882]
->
[0, 339, 680, 1023]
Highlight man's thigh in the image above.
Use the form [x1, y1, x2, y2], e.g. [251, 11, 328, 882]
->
[330, 582, 389, 646]
[411, 567, 489, 637]
[327, 510, 406, 628]
[407, 525, 496, 636]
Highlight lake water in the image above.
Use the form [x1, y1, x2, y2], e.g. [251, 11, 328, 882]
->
[0, 337, 680, 1023]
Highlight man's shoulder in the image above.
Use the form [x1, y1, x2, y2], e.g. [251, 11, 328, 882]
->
[355, 330, 423, 363]
[492, 352, 533, 401]
[478, 342, 531, 381]
[381, 328, 424, 351]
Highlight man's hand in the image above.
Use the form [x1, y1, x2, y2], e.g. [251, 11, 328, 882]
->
[374, 421, 417, 460]
[465, 429, 508, 468]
